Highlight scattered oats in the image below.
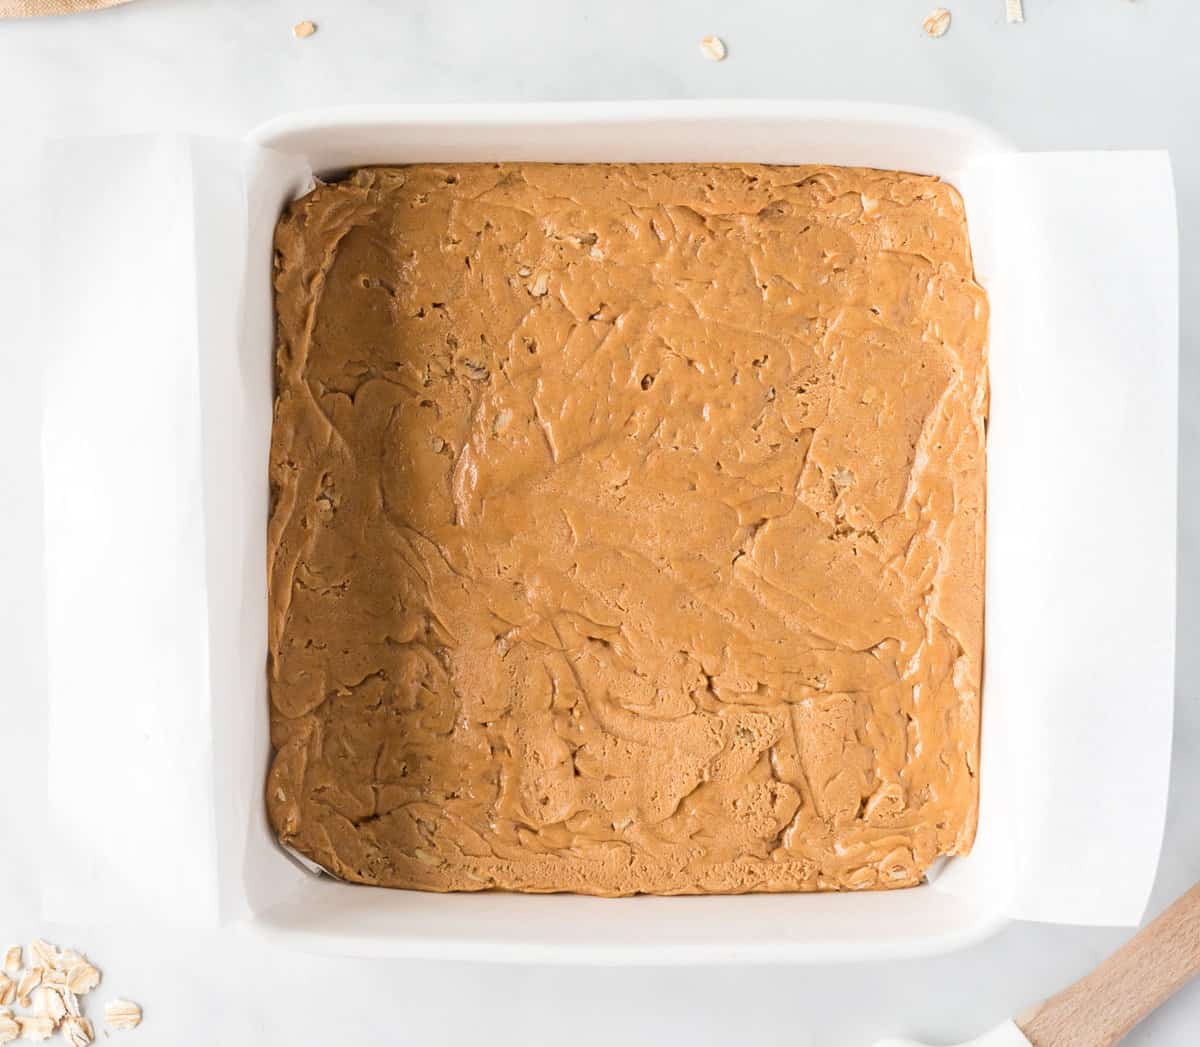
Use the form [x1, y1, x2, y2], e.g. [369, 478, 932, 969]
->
[517, 266, 532, 278]
[15, 1015, 53, 1042]
[699, 34, 727, 61]
[292, 19, 316, 38]
[60, 1017, 92, 1047]
[430, 435, 445, 453]
[831, 467, 856, 488]
[64, 966, 99, 997]
[15, 969, 41, 1009]
[923, 7, 951, 36]
[528, 272, 549, 297]
[103, 1001, 141, 1031]
[274, 787, 287, 803]
[28, 942, 56, 972]
[1006, 0, 1024, 22]
[8, 943, 133, 1039]
[492, 409, 513, 435]
[39, 988, 66, 1026]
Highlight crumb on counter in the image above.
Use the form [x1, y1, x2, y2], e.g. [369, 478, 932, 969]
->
[923, 7, 951, 36]
[700, 34, 726, 61]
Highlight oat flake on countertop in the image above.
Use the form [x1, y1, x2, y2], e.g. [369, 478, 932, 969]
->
[39, 987, 66, 1026]
[292, 19, 316, 38]
[699, 34, 726, 60]
[104, 1000, 142, 1031]
[61, 1016, 93, 1047]
[923, 7, 951, 36]
[64, 965, 99, 997]
[26, 944, 55, 974]
[14, 968, 39, 1009]
[1006, 0, 1025, 22]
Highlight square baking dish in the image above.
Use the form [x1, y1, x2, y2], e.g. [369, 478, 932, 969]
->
[39, 101, 1178, 962]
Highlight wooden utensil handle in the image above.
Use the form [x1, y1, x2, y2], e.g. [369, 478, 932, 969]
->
[1018, 881, 1200, 1047]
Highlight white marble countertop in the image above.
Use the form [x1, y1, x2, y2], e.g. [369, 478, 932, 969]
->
[1, 2, 1197, 1044]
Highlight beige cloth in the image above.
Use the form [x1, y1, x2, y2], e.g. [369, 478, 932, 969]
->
[0, 0, 131, 15]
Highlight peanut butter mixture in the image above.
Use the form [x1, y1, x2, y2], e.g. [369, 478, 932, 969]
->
[266, 163, 987, 895]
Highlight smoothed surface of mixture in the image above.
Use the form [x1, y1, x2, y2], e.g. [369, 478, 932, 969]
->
[267, 162, 987, 895]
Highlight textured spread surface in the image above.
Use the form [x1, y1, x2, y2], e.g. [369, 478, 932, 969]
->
[266, 162, 987, 895]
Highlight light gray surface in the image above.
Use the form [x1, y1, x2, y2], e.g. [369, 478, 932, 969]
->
[0, 1, 1196, 1043]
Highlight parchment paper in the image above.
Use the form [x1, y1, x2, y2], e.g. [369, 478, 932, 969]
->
[38, 130, 1177, 933]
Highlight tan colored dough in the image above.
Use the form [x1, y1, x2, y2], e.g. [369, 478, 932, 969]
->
[267, 162, 987, 895]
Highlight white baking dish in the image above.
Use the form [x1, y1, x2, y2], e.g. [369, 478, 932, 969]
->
[39, 102, 1178, 963]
